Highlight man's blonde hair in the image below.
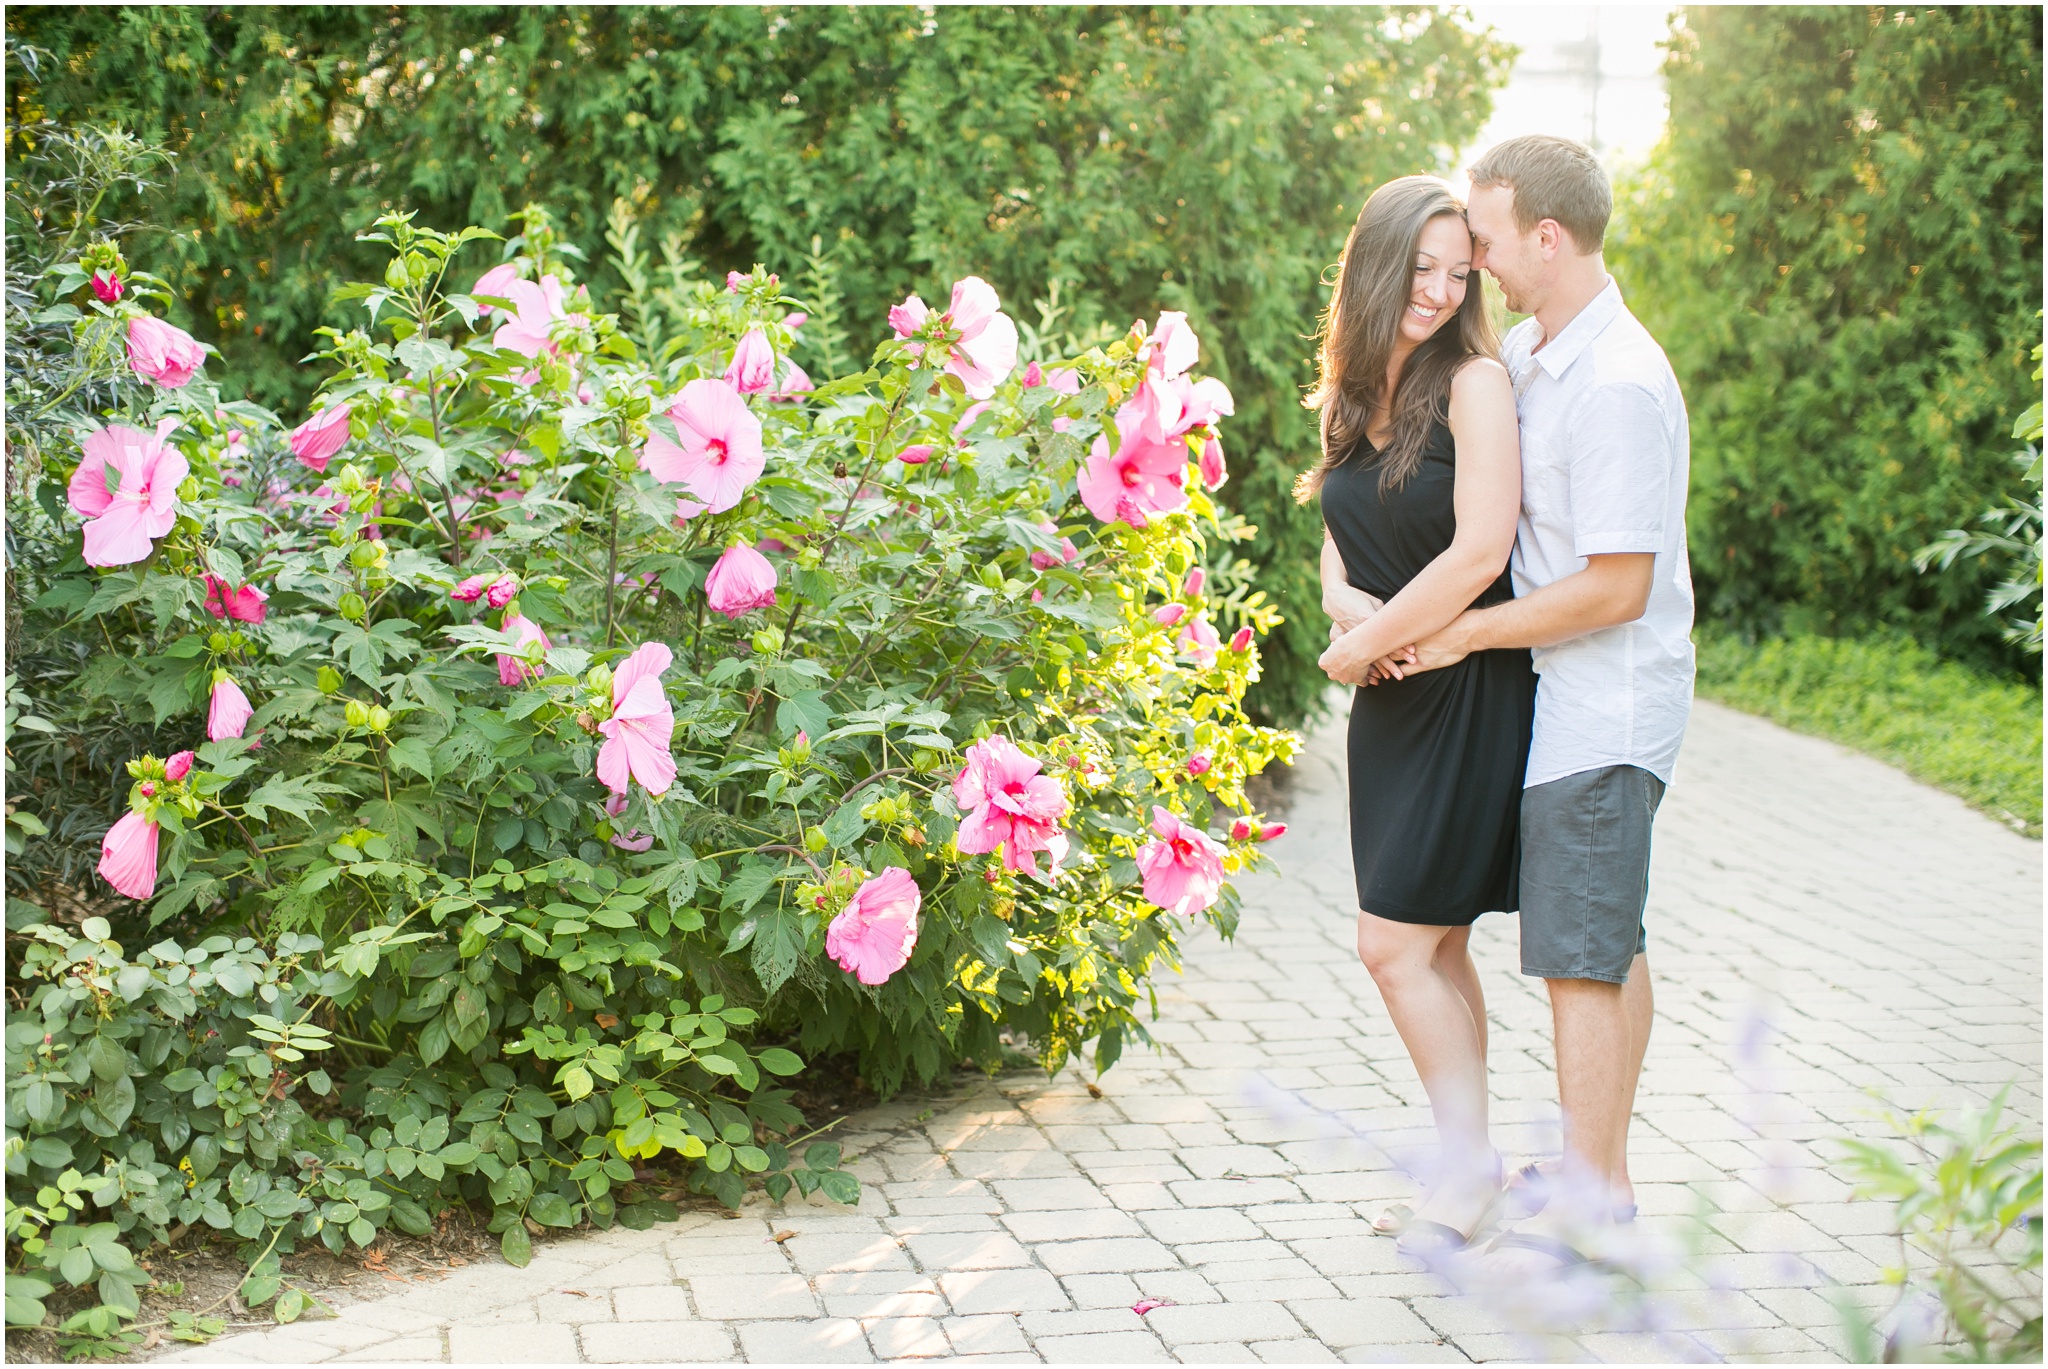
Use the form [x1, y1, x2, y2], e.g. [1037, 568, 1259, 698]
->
[1468, 135, 1611, 254]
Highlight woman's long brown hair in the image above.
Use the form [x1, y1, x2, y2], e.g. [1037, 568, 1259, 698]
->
[1295, 176, 1499, 501]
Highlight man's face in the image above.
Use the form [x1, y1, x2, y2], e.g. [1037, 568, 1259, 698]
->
[1467, 184, 1538, 314]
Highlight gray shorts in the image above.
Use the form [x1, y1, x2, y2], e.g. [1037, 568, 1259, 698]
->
[1520, 765, 1666, 984]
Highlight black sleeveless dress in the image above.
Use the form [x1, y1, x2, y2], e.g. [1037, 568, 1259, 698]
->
[1322, 418, 1536, 926]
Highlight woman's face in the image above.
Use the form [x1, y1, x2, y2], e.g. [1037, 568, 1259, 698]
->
[1396, 213, 1472, 349]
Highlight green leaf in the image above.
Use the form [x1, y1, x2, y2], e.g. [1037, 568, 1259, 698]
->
[820, 799, 867, 850]
[756, 1047, 804, 1077]
[817, 1169, 862, 1206]
[526, 1191, 576, 1228]
[500, 1224, 532, 1267]
[386, 737, 435, 782]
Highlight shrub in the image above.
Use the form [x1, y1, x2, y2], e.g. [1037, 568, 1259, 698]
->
[7, 5, 1514, 727]
[4, 156, 1296, 1341]
[1608, 6, 2043, 677]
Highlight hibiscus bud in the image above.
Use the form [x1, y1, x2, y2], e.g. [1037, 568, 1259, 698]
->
[338, 592, 367, 622]
[207, 631, 229, 652]
[1230, 626, 1255, 653]
[316, 667, 343, 694]
[450, 574, 491, 603]
[706, 543, 778, 618]
[367, 705, 392, 733]
[1258, 823, 1287, 842]
[90, 270, 124, 303]
[726, 270, 746, 293]
[897, 444, 935, 466]
[485, 573, 520, 609]
[344, 700, 370, 728]
[350, 541, 381, 568]
[749, 626, 784, 656]
[794, 730, 810, 749]
[139, 781, 158, 799]
[164, 751, 195, 782]
[1200, 437, 1228, 491]
[903, 826, 926, 847]
[1153, 604, 1187, 628]
[1186, 755, 1212, 777]
[725, 327, 775, 395]
[1184, 568, 1206, 597]
[1230, 818, 1254, 841]
[1022, 361, 1043, 388]
[804, 828, 829, 853]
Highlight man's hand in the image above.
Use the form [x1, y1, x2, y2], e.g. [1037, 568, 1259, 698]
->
[1391, 613, 1477, 679]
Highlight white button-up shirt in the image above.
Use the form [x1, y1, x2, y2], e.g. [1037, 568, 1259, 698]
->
[1503, 277, 1695, 789]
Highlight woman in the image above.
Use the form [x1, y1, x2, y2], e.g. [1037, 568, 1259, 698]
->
[1296, 175, 1536, 1253]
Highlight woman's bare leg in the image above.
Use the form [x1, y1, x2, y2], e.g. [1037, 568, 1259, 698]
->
[1357, 910, 1497, 1233]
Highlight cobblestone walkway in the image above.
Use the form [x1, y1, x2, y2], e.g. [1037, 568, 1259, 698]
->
[168, 700, 2040, 1364]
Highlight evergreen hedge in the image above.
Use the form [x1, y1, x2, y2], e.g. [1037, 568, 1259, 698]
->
[1608, 6, 2043, 676]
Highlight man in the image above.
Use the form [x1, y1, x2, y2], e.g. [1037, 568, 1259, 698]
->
[1402, 134, 1695, 1264]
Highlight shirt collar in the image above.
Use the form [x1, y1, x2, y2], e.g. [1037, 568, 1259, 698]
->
[1532, 276, 1623, 380]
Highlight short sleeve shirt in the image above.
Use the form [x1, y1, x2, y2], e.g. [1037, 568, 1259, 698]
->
[1502, 278, 1695, 789]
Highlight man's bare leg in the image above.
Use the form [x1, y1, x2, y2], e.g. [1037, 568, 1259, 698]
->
[1536, 975, 1632, 1232]
[1617, 953, 1651, 1207]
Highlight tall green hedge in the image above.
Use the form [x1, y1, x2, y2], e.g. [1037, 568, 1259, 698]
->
[1608, 6, 2043, 676]
[6, 5, 1511, 724]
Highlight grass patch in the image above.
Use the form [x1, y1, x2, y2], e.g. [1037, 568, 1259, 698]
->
[1696, 630, 2042, 838]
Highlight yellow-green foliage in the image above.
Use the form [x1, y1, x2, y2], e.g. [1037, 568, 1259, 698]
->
[1697, 630, 2042, 837]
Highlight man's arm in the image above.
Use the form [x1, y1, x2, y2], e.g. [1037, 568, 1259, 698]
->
[1401, 552, 1655, 673]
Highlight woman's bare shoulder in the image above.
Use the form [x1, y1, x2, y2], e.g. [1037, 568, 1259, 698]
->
[1450, 355, 1510, 392]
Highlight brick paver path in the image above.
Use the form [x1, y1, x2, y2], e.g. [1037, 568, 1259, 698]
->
[167, 700, 2040, 1364]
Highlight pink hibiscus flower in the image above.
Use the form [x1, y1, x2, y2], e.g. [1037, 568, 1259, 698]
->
[496, 613, 550, 687]
[202, 574, 269, 624]
[1199, 436, 1228, 491]
[208, 672, 253, 741]
[68, 420, 188, 567]
[98, 810, 161, 900]
[1136, 806, 1225, 916]
[888, 277, 1019, 399]
[289, 403, 352, 473]
[1178, 614, 1222, 668]
[641, 377, 765, 514]
[164, 751, 195, 782]
[704, 543, 778, 618]
[595, 642, 676, 797]
[91, 270, 124, 304]
[825, 866, 922, 986]
[450, 573, 492, 603]
[469, 263, 521, 314]
[771, 357, 814, 401]
[492, 275, 578, 360]
[952, 735, 1070, 876]
[1029, 521, 1080, 571]
[1075, 423, 1187, 529]
[1142, 311, 1200, 380]
[126, 316, 206, 388]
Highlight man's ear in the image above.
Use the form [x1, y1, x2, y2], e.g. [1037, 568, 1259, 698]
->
[1536, 218, 1567, 259]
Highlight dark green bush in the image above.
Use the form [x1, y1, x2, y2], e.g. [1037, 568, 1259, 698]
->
[4, 4, 1512, 725]
[1608, 6, 2043, 678]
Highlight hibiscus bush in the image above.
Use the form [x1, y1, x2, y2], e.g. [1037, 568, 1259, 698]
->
[5, 174, 1297, 1342]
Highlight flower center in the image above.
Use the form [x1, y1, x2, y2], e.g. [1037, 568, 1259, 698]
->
[706, 438, 728, 467]
[1120, 464, 1142, 488]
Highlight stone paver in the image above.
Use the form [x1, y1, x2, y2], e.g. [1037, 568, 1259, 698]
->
[164, 700, 2039, 1363]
